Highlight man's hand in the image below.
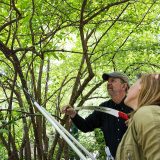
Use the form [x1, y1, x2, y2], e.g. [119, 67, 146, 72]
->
[61, 105, 77, 118]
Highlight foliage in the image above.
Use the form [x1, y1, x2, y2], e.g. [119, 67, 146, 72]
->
[0, 0, 160, 159]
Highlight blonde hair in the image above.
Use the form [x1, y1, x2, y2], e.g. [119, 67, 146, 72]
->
[138, 74, 160, 108]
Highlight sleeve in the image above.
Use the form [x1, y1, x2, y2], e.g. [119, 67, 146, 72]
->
[71, 110, 102, 132]
[133, 106, 160, 160]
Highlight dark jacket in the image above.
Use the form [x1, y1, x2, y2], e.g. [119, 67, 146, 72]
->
[71, 99, 133, 157]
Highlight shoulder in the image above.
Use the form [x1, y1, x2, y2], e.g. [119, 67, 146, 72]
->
[99, 99, 112, 107]
[134, 105, 160, 118]
[133, 105, 160, 127]
[119, 100, 133, 113]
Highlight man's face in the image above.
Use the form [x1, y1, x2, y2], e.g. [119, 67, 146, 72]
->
[107, 77, 126, 96]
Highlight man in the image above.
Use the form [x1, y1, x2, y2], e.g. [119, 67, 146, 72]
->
[62, 72, 133, 159]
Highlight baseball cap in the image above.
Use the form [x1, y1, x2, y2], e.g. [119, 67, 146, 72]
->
[102, 72, 130, 87]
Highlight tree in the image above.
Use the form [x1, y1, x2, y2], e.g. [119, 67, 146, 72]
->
[0, 0, 159, 159]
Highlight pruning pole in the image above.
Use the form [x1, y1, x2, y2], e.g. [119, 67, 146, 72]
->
[24, 89, 95, 160]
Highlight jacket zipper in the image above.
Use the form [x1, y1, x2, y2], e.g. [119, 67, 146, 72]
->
[128, 152, 131, 160]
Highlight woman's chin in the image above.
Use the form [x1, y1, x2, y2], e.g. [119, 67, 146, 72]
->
[124, 97, 128, 105]
[124, 98, 132, 108]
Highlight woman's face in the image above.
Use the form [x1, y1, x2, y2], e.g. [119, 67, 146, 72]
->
[124, 78, 142, 110]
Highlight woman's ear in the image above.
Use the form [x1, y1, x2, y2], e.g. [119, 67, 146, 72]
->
[155, 74, 159, 79]
[138, 79, 142, 91]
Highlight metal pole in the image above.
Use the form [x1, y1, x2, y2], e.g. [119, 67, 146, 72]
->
[24, 89, 95, 159]
[35, 102, 95, 160]
[33, 101, 87, 160]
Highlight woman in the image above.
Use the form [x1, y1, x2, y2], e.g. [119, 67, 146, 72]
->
[116, 74, 160, 160]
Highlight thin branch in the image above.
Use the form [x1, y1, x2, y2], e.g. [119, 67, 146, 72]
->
[84, 0, 130, 24]
[91, 2, 130, 54]
[112, 1, 156, 59]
